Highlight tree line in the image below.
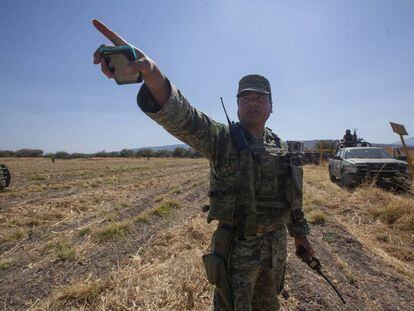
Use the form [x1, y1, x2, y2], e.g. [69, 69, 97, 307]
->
[0, 147, 203, 159]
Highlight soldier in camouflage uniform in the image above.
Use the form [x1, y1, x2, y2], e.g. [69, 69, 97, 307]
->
[93, 19, 314, 311]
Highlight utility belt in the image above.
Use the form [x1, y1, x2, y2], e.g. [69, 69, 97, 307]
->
[219, 222, 284, 237]
[248, 223, 285, 236]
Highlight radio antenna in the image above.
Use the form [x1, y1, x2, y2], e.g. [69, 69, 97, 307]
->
[220, 97, 232, 125]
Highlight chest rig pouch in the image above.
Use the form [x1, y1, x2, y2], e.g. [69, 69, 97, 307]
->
[207, 123, 251, 224]
[207, 123, 293, 225]
[254, 150, 291, 218]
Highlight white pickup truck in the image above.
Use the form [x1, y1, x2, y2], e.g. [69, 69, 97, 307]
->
[328, 147, 410, 188]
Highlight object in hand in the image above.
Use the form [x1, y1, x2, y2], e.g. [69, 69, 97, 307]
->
[98, 45, 142, 84]
[296, 245, 346, 304]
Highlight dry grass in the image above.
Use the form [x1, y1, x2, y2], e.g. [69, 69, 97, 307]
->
[172, 186, 183, 194]
[45, 239, 78, 262]
[0, 258, 13, 270]
[78, 227, 92, 237]
[303, 164, 414, 270]
[0, 157, 207, 246]
[335, 256, 357, 284]
[48, 278, 108, 310]
[152, 200, 182, 217]
[41, 214, 215, 310]
[383, 146, 414, 166]
[308, 210, 328, 224]
[93, 221, 132, 242]
[154, 195, 165, 203]
[0, 228, 26, 243]
[2, 158, 414, 310]
[0, 157, 210, 310]
[135, 213, 149, 223]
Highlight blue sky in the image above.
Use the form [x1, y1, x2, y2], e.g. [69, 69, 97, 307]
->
[1, 0, 413, 153]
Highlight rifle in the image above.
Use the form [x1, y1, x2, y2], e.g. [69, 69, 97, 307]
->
[296, 245, 346, 304]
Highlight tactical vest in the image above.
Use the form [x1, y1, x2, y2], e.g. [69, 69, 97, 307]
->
[207, 124, 298, 227]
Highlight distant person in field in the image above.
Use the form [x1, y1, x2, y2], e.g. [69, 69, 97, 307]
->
[93, 19, 314, 310]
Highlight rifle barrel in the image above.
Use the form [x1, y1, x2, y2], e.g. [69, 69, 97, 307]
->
[317, 269, 346, 304]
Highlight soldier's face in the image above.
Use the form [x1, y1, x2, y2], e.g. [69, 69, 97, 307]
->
[237, 91, 272, 127]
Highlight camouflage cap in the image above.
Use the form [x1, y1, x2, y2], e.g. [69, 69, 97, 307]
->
[237, 74, 271, 98]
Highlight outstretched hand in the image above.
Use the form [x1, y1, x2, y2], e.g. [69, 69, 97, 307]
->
[92, 19, 155, 80]
[92, 19, 170, 105]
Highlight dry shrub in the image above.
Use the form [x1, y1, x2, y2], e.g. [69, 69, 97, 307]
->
[335, 256, 357, 284]
[371, 205, 406, 225]
[0, 258, 13, 270]
[48, 278, 107, 310]
[376, 233, 390, 243]
[308, 211, 328, 224]
[399, 216, 414, 232]
[354, 187, 413, 226]
[0, 228, 26, 243]
[94, 221, 131, 242]
[45, 239, 77, 262]
[152, 200, 182, 217]
[384, 244, 414, 262]
[78, 227, 92, 237]
[135, 213, 149, 223]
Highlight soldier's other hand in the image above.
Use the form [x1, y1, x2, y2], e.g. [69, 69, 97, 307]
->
[294, 236, 314, 261]
[92, 19, 156, 80]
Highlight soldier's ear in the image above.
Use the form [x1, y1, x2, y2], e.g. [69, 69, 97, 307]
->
[268, 94, 273, 113]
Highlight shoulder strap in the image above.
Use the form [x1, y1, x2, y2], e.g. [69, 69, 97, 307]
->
[227, 123, 251, 239]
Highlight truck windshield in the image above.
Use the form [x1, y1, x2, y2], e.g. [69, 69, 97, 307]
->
[345, 148, 391, 159]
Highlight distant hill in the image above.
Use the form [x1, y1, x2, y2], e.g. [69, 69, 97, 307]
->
[391, 136, 414, 147]
[133, 144, 189, 152]
[131, 137, 413, 153]
[137, 141, 331, 150]
[301, 139, 334, 149]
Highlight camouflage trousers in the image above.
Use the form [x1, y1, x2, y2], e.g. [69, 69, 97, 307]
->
[213, 227, 287, 311]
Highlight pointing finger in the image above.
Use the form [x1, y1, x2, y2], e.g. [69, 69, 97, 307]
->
[92, 18, 128, 46]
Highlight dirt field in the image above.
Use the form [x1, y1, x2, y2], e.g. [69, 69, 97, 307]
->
[0, 158, 413, 310]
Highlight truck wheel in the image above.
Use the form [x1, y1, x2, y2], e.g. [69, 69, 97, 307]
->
[329, 167, 336, 181]
[1, 164, 11, 188]
[4, 167, 11, 187]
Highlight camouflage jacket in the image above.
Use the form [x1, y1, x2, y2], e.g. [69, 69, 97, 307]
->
[137, 81, 309, 237]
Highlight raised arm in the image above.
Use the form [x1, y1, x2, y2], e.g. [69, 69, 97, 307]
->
[92, 19, 228, 160]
